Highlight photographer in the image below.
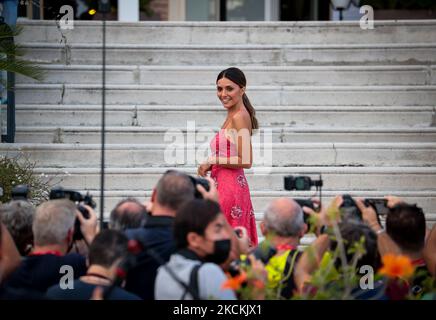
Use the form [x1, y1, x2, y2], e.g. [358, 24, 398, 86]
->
[252, 198, 306, 299]
[356, 196, 433, 296]
[294, 196, 382, 299]
[109, 198, 148, 231]
[46, 230, 140, 300]
[123, 170, 197, 300]
[2, 199, 97, 296]
[0, 200, 35, 256]
[154, 199, 236, 300]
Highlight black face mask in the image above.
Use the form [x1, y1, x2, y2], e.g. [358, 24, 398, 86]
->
[204, 239, 231, 264]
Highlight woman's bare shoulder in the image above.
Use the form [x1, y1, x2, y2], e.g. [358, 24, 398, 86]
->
[231, 108, 251, 129]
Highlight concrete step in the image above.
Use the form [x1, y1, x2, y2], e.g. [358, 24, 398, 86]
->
[15, 84, 436, 106]
[2, 142, 436, 167]
[16, 65, 436, 86]
[20, 42, 436, 65]
[64, 189, 436, 223]
[35, 166, 436, 192]
[15, 126, 436, 144]
[15, 105, 436, 128]
[16, 20, 436, 45]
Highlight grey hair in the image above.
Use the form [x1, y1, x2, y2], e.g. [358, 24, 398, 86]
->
[0, 200, 35, 255]
[33, 199, 77, 246]
[263, 199, 305, 237]
[155, 171, 195, 211]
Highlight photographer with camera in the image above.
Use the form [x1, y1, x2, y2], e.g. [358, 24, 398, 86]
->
[1, 199, 97, 296]
[123, 170, 198, 299]
[252, 198, 306, 299]
[124, 169, 249, 300]
[355, 196, 433, 297]
[294, 196, 383, 299]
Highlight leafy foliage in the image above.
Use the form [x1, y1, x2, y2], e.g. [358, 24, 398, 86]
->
[0, 24, 44, 87]
[0, 155, 55, 206]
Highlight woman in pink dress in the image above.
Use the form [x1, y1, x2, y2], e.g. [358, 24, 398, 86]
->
[197, 67, 259, 247]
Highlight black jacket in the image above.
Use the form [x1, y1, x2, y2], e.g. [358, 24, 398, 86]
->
[124, 215, 176, 300]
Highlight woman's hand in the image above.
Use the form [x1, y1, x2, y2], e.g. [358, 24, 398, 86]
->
[234, 226, 250, 254]
[197, 163, 212, 177]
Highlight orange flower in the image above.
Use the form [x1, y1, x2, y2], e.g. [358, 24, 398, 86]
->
[379, 254, 415, 279]
[222, 272, 247, 290]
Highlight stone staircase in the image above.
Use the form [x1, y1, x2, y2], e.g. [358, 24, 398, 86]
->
[2, 20, 436, 229]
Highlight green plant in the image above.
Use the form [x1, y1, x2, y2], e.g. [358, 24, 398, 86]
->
[292, 204, 386, 300]
[295, 230, 379, 299]
[0, 24, 44, 88]
[0, 155, 55, 206]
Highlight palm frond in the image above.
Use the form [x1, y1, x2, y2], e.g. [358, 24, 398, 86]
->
[0, 24, 22, 40]
[0, 58, 45, 82]
[0, 24, 45, 82]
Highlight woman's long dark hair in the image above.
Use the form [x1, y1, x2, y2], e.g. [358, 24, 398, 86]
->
[216, 67, 259, 132]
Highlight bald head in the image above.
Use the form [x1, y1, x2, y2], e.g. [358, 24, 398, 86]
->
[263, 198, 304, 237]
[110, 198, 148, 231]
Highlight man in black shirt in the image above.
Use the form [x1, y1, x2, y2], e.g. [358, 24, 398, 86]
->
[2, 199, 97, 298]
[124, 170, 196, 299]
[46, 230, 140, 300]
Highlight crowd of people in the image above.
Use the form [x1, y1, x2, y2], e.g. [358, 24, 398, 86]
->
[0, 170, 435, 300]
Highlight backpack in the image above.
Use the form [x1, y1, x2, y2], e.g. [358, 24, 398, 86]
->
[180, 264, 201, 300]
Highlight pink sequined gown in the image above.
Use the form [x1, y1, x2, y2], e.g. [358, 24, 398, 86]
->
[210, 129, 258, 246]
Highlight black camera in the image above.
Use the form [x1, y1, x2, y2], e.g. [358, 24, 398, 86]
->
[49, 186, 96, 241]
[284, 176, 323, 191]
[11, 185, 30, 201]
[364, 198, 389, 216]
[189, 176, 210, 199]
[340, 194, 363, 222]
[363, 198, 388, 225]
[284, 175, 323, 231]
[294, 198, 317, 229]
[164, 170, 210, 199]
[340, 195, 388, 225]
